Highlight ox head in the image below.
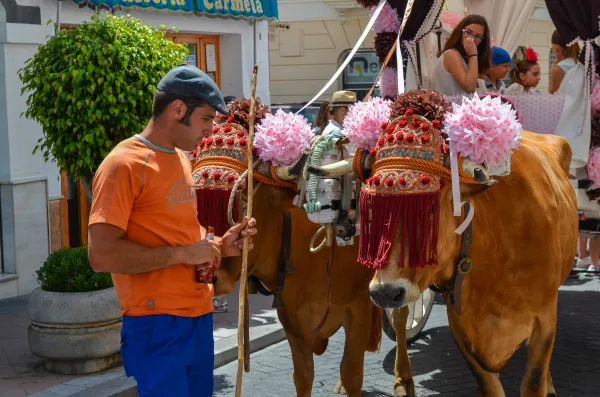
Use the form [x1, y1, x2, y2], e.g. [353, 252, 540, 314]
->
[308, 102, 493, 309]
[192, 118, 308, 297]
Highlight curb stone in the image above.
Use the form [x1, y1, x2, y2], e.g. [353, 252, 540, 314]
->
[28, 323, 287, 397]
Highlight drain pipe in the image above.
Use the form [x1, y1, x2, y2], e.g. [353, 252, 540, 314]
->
[253, 20, 257, 69]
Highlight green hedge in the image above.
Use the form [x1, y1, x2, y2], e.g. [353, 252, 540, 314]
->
[36, 247, 113, 293]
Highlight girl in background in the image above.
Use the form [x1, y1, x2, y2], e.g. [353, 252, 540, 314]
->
[312, 100, 332, 135]
[505, 48, 541, 95]
[431, 14, 492, 96]
[549, 30, 580, 94]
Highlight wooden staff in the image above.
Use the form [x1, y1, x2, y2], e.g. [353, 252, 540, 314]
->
[235, 64, 258, 397]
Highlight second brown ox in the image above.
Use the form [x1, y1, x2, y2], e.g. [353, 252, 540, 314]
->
[311, 123, 578, 395]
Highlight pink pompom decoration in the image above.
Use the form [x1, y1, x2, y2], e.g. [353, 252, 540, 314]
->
[344, 97, 392, 151]
[591, 80, 600, 116]
[444, 95, 522, 167]
[369, 2, 400, 34]
[588, 147, 600, 185]
[255, 109, 313, 166]
[378, 67, 398, 99]
[440, 11, 463, 29]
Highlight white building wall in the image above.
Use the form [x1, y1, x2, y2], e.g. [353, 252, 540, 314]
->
[270, 0, 375, 104]
[0, 17, 54, 298]
[0, 0, 271, 301]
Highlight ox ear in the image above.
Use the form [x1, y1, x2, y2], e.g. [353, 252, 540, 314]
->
[461, 158, 491, 184]
[274, 151, 311, 181]
[443, 156, 494, 185]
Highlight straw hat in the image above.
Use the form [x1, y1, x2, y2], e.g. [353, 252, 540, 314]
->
[331, 90, 358, 107]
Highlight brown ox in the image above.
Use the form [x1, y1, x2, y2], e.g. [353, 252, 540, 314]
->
[312, 131, 578, 397]
[193, 132, 415, 396]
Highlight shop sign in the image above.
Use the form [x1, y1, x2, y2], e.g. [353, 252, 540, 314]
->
[73, 0, 278, 20]
[343, 50, 381, 89]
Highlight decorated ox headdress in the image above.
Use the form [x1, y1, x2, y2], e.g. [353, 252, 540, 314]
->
[192, 98, 312, 236]
[193, 119, 254, 237]
[357, 92, 448, 269]
[311, 89, 522, 270]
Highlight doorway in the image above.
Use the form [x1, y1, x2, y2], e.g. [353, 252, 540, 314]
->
[167, 34, 221, 87]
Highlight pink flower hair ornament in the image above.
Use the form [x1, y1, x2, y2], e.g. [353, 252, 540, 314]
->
[344, 97, 393, 151]
[254, 109, 313, 166]
[443, 95, 522, 167]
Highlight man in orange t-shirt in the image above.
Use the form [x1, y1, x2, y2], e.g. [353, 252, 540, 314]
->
[87, 64, 257, 397]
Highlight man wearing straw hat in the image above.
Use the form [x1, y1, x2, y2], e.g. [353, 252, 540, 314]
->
[322, 90, 358, 138]
[87, 64, 258, 397]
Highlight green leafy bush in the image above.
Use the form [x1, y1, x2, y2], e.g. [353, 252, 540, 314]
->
[36, 247, 113, 293]
[19, 12, 188, 180]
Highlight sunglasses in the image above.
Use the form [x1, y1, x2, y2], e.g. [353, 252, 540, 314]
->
[462, 29, 485, 43]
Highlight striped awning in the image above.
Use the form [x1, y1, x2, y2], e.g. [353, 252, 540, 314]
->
[73, 0, 278, 21]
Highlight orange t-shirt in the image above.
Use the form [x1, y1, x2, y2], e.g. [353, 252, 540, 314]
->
[89, 135, 213, 318]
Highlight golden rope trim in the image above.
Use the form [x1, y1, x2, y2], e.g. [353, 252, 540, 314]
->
[269, 166, 298, 190]
[194, 156, 297, 190]
[372, 157, 479, 184]
[352, 148, 367, 184]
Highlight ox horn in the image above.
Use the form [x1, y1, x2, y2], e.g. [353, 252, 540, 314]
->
[306, 158, 353, 178]
[307, 152, 375, 178]
[274, 151, 311, 181]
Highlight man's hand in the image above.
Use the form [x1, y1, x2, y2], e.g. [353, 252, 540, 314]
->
[182, 239, 222, 268]
[220, 216, 258, 258]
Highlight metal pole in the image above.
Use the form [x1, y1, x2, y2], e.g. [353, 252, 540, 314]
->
[253, 21, 257, 70]
[55, 0, 62, 34]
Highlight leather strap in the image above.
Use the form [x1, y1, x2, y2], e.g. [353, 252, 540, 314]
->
[310, 239, 334, 338]
[272, 211, 293, 308]
[249, 276, 273, 297]
[448, 202, 473, 316]
[246, 211, 294, 308]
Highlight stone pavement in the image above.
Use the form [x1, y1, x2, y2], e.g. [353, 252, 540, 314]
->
[215, 274, 600, 396]
[0, 282, 283, 397]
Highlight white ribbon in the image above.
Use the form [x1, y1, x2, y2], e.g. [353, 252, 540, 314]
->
[396, 38, 404, 94]
[295, 0, 387, 114]
[449, 140, 474, 235]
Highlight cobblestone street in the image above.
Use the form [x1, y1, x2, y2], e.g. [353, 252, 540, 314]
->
[215, 275, 600, 396]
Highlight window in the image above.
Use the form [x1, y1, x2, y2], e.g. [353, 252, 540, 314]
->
[501, 46, 526, 88]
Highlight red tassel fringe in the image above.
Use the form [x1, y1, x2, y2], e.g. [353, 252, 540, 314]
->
[195, 188, 238, 237]
[358, 190, 440, 269]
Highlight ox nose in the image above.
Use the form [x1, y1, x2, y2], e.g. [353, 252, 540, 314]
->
[369, 284, 406, 308]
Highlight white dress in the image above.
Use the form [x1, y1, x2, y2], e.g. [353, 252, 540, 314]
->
[505, 83, 541, 95]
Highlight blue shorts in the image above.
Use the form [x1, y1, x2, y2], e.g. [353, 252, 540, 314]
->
[120, 313, 214, 397]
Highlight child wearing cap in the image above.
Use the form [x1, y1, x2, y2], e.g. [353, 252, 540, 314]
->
[87, 64, 258, 397]
[485, 46, 511, 94]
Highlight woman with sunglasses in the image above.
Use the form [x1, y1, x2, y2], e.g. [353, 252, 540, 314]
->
[431, 14, 492, 97]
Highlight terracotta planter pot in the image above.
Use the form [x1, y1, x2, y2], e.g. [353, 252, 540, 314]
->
[27, 287, 122, 375]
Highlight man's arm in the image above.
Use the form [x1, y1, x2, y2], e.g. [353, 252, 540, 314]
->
[88, 223, 221, 274]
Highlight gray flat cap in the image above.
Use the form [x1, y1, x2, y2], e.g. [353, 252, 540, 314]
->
[157, 64, 228, 115]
